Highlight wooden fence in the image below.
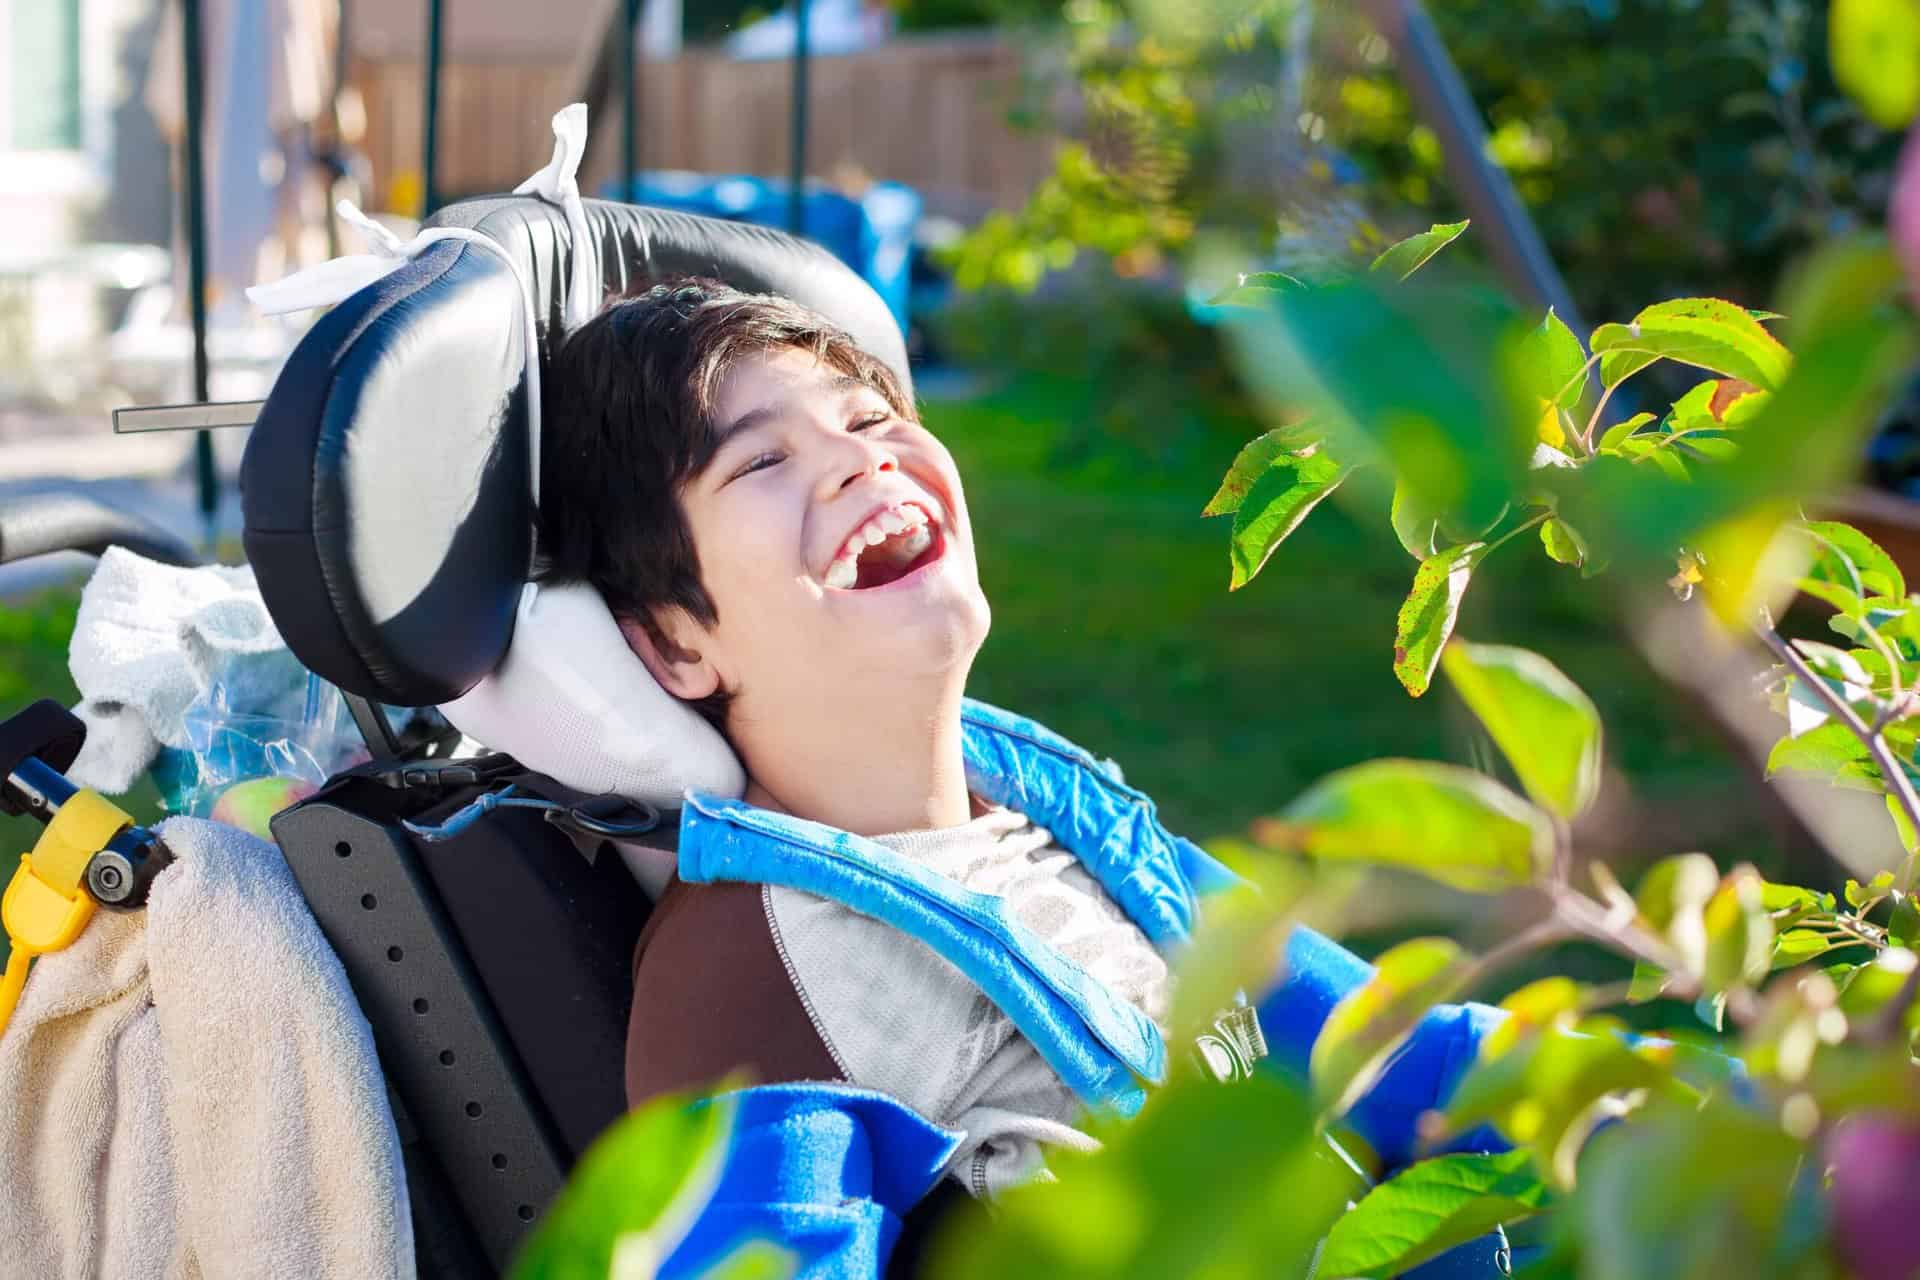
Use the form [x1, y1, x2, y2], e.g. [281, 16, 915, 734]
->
[349, 32, 1060, 218]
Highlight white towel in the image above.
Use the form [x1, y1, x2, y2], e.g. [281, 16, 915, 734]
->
[67, 546, 307, 794]
[0, 817, 413, 1278]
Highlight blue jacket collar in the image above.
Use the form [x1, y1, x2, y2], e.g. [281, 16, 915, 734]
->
[674, 698, 1235, 1112]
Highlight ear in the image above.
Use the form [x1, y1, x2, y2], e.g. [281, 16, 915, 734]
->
[617, 607, 722, 701]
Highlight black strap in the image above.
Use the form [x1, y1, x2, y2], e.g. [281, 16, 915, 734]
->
[0, 700, 86, 816]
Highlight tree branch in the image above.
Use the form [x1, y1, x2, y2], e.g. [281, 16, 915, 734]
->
[1755, 621, 1920, 853]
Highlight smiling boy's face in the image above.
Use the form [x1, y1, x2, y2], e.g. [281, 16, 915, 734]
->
[634, 344, 992, 724]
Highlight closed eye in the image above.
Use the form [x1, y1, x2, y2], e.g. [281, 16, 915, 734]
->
[731, 450, 785, 481]
[849, 411, 890, 433]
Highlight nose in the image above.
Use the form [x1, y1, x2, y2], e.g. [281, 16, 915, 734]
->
[828, 432, 899, 494]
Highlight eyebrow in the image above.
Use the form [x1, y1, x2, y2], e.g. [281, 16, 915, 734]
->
[704, 373, 876, 468]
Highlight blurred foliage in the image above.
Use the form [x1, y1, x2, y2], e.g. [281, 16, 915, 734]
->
[931, 271, 1260, 462]
[938, 0, 1904, 323]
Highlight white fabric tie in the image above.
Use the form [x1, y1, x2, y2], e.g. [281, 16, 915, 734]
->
[242, 103, 610, 508]
[513, 102, 601, 331]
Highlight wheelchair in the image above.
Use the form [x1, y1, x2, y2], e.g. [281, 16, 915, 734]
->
[1, 194, 944, 1277]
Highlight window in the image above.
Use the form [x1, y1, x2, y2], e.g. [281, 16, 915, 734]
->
[10, 0, 83, 152]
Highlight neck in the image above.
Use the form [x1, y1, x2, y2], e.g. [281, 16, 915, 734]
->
[734, 672, 973, 837]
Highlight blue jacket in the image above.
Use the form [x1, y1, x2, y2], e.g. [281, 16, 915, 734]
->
[657, 699, 1507, 1278]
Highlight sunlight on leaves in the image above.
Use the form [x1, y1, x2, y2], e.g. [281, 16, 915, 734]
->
[1312, 937, 1468, 1118]
[1370, 220, 1471, 281]
[1395, 542, 1487, 696]
[510, 1087, 735, 1280]
[1589, 298, 1791, 392]
[1441, 641, 1604, 820]
[1265, 759, 1553, 892]
[1831, 0, 1920, 128]
[1229, 452, 1351, 589]
[1317, 1150, 1551, 1279]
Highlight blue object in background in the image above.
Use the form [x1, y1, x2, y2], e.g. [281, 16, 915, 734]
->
[604, 173, 920, 334]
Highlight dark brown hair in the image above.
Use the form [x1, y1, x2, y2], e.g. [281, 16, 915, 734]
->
[536, 276, 915, 728]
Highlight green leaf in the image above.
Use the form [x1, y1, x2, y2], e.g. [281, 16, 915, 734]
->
[1614, 434, 1691, 482]
[1395, 542, 1487, 696]
[1596, 411, 1657, 453]
[1209, 270, 1307, 307]
[1485, 977, 1587, 1059]
[1228, 451, 1350, 589]
[1203, 420, 1325, 517]
[1635, 854, 1723, 979]
[1223, 280, 1531, 536]
[1589, 298, 1792, 392]
[509, 1088, 735, 1280]
[1760, 881, 1836, 913]
[1772, 928, 1835, 970]
[1766, 720, 1880, 790]
[1440, 641, 1603, 819]
[1892, 891, 1920, 947]
[1891, 792, 1920, 858]
[1318, 1151, 1551, 1279]
[1801, 519, 1907, 602]
[1832, 0, 1920, 127]
[1574, 1097, 1809, 1280]
[1312, 937, 1468, 1117]
[700, 1242, 798, 1280]
[930, 1073, 1353, 1280]
[1540, 517, 1588, 569]
[1669, 378, 1767, 431]
[1627, 958, 1670, 1003]
[1522, 309, 1590, 412]
[1702, 867, 1774, 992]
[1269, 759, 1554, 892]
[1391, 481, 1442, 560]
[1443, 1017, 1675, 1187]
[1370, 220, 1470, 281]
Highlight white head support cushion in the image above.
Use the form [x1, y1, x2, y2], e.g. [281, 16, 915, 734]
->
[437, 581, 746, 810]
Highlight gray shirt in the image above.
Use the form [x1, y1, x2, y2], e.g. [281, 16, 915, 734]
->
[764, 803, 1171, 1197]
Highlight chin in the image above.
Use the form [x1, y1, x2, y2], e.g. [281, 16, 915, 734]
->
[868, 584, 991, 677]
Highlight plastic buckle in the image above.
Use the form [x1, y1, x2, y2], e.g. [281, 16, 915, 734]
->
[3, 789, 130, 955]
[1, 788, 135, 1038]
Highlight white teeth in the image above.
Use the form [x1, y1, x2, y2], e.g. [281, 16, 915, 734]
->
[878, 510, 909, 535]
[900, 526, 933, 558]
[824, 557, 858, 590]
[863, 522, 889, 547]
[846, 535, 866, 557]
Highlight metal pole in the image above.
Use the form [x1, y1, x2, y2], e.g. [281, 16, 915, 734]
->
[327, 0, 351, 256]
[787, 0, 809, 235]
[1361, 0, 1585, 335]
[423, 0, 444, 215]
[180, 0, 217, 549]
[621, 0, 639, 201]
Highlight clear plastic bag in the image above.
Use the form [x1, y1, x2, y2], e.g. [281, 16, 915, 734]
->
[154, 671, 372, 839]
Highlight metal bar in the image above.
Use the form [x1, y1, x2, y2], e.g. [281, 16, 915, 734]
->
[621, 0, 639, 200]
[113, 400, 264, 433]
[328, 0, 352, 257]
[180, 0, 218, 549]
[1361, 0, 1585, 335]
[787, 0, 810, 235]
[344, 692, 404, 762]
[423, 0, 444, 214]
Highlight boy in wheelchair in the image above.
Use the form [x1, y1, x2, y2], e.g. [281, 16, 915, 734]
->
[533, 277, 1507, 1273]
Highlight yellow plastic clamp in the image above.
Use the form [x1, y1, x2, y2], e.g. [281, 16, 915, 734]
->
[0, 788, 134, 1039]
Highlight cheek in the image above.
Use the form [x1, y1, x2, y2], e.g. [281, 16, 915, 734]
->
[690, 494, 807, 611]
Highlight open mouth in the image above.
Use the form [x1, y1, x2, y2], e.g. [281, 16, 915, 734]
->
[823, 501, 947, 591]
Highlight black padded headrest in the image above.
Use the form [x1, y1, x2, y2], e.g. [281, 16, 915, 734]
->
[241, 198, 911, 707]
